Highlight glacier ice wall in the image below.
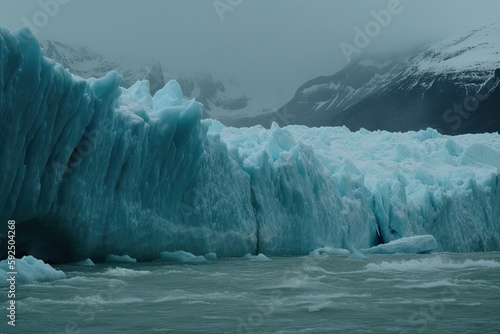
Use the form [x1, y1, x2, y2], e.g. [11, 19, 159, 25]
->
[0, 27, 257, 262]
[1, 27, 499, 263]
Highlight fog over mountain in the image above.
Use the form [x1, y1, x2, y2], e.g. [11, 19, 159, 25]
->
[2, 3, 500, 332]
[1, 0, 500, 110]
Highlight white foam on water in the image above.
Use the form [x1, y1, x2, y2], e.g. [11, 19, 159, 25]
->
[459, 302, 482, 306]
[365, 277, 408, 283]
[102, 267, 151, 277]
[394, 279, 459, 289]
[181, 300, 213, 305]
[267, 274, 332, 290]
[307, 301, 331, 312]
[376, 297, 432, 305]
[152, 295, 187, 303]
[153, 290, 249, 303]
[19, 295, 143, 306]
[61, 276, 124, 285]
[365, 256, 500, 272]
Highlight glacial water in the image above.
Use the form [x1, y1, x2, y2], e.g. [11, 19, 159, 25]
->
[2, 253, 500, 334]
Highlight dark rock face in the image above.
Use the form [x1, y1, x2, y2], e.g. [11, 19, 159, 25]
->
[176, 73, 248, 115]
[41, 41, 250, 116]
[41, 40, 161, 94]
[240, 24, 500, 135]
[243, 57, 500, 134]
[215, 96, 248, 111]
[146, 63, 166, 96]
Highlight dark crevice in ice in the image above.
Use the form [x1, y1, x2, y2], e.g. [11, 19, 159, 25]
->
[250, 185, 260, 255]
[11, 216, 83, 264]
[374, 217, 385, 247]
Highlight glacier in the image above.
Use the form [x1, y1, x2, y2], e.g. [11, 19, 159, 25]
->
[0, 27, 500, 263]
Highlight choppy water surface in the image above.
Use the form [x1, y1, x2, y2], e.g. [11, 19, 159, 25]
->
[3, 253, 500, 334]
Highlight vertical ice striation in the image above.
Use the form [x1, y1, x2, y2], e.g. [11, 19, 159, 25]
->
[0, 27, 499, 263]
[0, 27, 256, 262]
[211, 123, 377, 255]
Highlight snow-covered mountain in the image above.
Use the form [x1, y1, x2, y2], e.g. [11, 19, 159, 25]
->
[175, 72, 249, 119]
[41, 40, 161, 90]
[251, 22, 500, 134]
[41, 40, 283, 121]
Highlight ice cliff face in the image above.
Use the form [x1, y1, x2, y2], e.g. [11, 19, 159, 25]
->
[1, 27, 499, 263]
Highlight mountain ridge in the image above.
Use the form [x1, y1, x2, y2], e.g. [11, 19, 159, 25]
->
[245, 22, 500, 134]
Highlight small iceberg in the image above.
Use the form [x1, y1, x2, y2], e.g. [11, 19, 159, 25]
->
[361, 235, 438, 255]
[105, 254, 137, 263]
[0, 256, 66, 285]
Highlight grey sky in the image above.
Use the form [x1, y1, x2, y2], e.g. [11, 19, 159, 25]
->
[1, 0, 499, 101]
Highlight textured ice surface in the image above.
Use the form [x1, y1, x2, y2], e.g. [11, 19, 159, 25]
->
[0, 27, 499, 263]
[244, 253, 271, 261]
[310, 247, 351, 256]
[72, 258, 96, 266]
[0, 256, 66, 285]
[204, 252, 217, 260]
[159, 251, 207, 263]
[361, 235, 438, 254]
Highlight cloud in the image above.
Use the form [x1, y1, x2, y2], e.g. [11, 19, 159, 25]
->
[1, 0, 499, 102]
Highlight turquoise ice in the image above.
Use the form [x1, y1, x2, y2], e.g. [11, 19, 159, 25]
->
[1, 27, 499, 263]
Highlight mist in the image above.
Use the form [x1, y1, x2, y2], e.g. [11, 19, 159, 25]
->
[1, 0, 499, 100]
[2, 2, 500, 332]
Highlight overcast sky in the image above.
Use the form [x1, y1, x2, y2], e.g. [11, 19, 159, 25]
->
[1, 0, 499, 101]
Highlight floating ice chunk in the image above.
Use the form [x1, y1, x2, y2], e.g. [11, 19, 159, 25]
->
[159, 251, 207, 263]
[348, 251, 367, 260]
[0, 256, 65, 285]
[102, 267, 150, 277]
[361, 235, 438, 255]
[105, 255, 137, 263]
[204, 252, 217, 260]
[394, 280, 458, 289]
[310, 246, 351, 256]
[244, 253, 271, 261]
[72, 258, 95, 266]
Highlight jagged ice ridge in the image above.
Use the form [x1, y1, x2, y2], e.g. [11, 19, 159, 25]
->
[1, 27, 499, 263]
